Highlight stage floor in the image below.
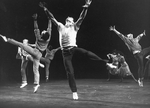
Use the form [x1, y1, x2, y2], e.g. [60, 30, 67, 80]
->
[0, 79, 150, 108]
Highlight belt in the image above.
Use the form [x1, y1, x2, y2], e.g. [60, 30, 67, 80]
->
[62, 46, 75, 50]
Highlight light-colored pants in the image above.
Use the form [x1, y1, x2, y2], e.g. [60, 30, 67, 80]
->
[21, 57, 28, 83]
[8, 38, 42, 84]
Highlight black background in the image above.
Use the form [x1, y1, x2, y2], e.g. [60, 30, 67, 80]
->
[0, 0, 150, 83]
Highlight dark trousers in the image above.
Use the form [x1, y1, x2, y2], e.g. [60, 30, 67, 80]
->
[21, 58, 29, 83]
[62, 47, 103, 92]
[144, 60, 150, 78]
[134, 46, 150, 79]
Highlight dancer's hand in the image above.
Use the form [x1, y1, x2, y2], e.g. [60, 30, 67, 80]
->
[143, 30, 146, 36]
[39, 2, 47, 10]
[83, 0, 92, 8]
[107, 54, 110, 59]
[32, 13, 38, 20]
[86, 0, 92, 6]
[146, 55, 150, 59]
[109, 26, 115, 31]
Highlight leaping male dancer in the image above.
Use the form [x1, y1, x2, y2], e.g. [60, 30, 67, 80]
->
[110, 26, 147, 87]
[0, 13, 52, 93]
[39, 0, 108, 100]
[16, 39, 44, 88]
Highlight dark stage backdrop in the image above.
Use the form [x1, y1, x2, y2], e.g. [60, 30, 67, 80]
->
[0, 0, 150, 82]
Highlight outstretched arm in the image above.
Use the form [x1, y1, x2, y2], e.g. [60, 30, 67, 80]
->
[47, 19, 52, 36]
[75, 0, 92, 30]
[39, 2, 60, 26]
[33, 13, 38, 29]
[110, 26, 125, 40]
[136, 30, 146, 42]
[33, 13, 40, 39]
[18, 47, 22, 55]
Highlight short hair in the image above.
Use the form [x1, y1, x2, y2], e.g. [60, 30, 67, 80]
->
[66, 17, 74, 23]
[41, 30, 49, 41]
[127, 34, 133, 37]
[23, 39, 28, 43]
[119, 57, 125, 64]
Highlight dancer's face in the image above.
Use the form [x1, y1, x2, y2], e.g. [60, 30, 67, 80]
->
[127, 34, 133, 39]
[65, 17, 74, 27]
[23, 39, 28, 45]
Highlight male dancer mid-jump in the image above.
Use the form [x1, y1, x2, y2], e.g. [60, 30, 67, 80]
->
[110, 26, 147, 87]
[0, 13, 52, 93]
[39, 0, 108, 100]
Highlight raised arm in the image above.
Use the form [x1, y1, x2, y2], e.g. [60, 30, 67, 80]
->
[39, 2, 60, 27]
[75, 0, 92, 30]
[136, 30, 146, 42]
[33, 13, 38, 29]
[110, 26, 125, 40]
[32, 13, 40, 39]
[18, 47, 22, 55]
[47, 19, 52, 36]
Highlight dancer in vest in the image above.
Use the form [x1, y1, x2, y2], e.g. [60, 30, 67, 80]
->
[106, 51, 137, 82]
[110, 26, 146, 87]
[0, 13, 52, 93]
[39, 0, 108, 100]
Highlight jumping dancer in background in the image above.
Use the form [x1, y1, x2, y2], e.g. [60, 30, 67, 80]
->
[106, 51, 137, 82]
[0, 13, 52, 93]
[110, 26, 146, 87]
[106, 52, 119, 81]
[40, 45, 61, 82]
[39, 0, 108, 100]
[117, 53, 137, 82]
[16, 39, 44, 88]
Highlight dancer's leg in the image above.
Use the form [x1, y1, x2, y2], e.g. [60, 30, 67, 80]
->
[134, 53, 144, 87]
[20, 58, 28, 88]
[7, 38, 41, 59]
[74, 47, 108, 62]
[62, 49, 78, 100]
[40, 57, 50, 81]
